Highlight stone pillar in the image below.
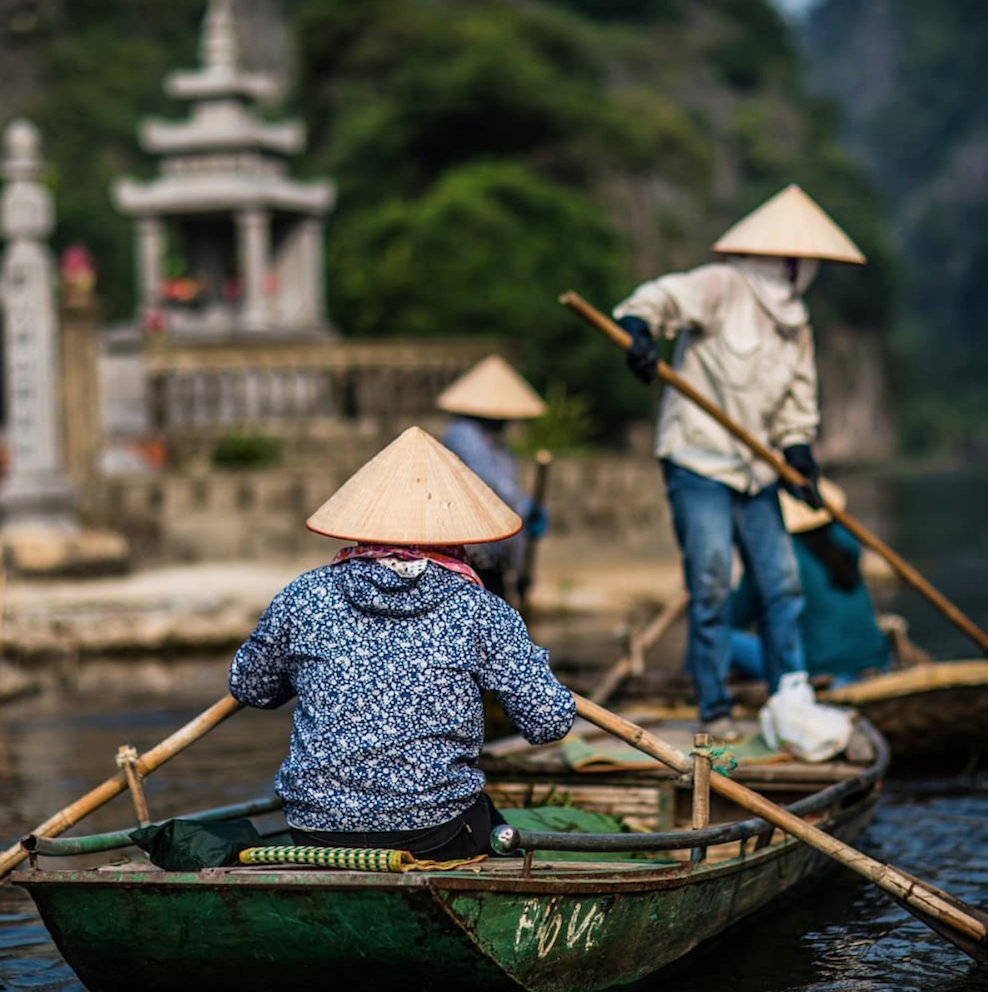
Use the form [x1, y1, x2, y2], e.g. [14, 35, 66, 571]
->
[59, 280, 102, 500]
[0, 119, 76, 530]
[237, 208, 270, 332]
[301, 216, 325, 326]
[136, 216, 165, 313]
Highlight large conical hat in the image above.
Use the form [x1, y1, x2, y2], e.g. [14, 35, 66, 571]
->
[779, 477, 848, 534]
[436, 355, 547, 420]
[713, 184, 866, 264]
[306, 426, 522, 545]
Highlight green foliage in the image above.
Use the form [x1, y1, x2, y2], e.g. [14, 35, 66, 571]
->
[537, 0, 686, 22]
[514, 382, 596, 456]
[612, 89, 715, 185]
[210, 434, 282, 471]
[706, 0, 796, 91]
[324, 160, 638, 438]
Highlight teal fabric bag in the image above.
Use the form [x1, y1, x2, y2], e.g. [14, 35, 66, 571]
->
[130, 818, 262, 871]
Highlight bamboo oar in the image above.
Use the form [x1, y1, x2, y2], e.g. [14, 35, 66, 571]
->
[572, 692, 988, 962]
[518, 449, 553, 618]
[589, 589, 690, 705]
[0, 693, 243, 883]
[558, 291, 988, 657]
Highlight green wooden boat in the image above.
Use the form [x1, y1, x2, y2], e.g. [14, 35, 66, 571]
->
[12, 718, 889, 992]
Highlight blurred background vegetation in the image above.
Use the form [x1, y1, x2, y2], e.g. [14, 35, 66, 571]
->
[0, 0, 980, 457]
[799, 0, 988, 457]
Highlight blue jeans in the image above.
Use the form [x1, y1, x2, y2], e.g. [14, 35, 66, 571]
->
[729, 630, 872, 690]
[662, 461, 805, 722]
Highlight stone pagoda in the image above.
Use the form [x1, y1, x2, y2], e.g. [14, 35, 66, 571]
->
[113, 0, 334, 341]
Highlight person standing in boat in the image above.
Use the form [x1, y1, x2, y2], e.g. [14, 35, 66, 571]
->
[228, 426, 575, 862]
[730, 478, 890, 688]
[437, 355, 549, 602]
[611, 184, 867, 741]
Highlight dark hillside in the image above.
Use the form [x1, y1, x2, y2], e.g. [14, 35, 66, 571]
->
[801, 0, 988, 455]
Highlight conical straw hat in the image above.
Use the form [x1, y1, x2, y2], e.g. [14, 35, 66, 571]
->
[713, 184, 866, 264]
[780, 477, 848, 534]
[306, 426, 522, 545]
[437, 355, 547, 420]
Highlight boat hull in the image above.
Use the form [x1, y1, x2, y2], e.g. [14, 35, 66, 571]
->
[820, 660, 988, 763]
[15, 797, 877, 992]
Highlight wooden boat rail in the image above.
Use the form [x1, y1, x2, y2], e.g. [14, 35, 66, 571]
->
[496, 722, 887, 855]
[18, 723, 888, 866]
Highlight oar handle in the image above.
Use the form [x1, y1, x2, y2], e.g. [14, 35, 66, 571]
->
[522, 450, 552, 570]
[518, 450, 553, 617]
[559, 291, 988, 657]
[0, 693, 243, 882]
[572, 693, 988, 950]
[531, 449, 552, 507]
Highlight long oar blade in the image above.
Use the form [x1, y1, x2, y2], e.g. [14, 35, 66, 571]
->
[572, 692, 988, 963]
[892, 870, 988, 965]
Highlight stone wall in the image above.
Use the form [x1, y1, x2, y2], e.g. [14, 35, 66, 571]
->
[88, 453, 678, 566]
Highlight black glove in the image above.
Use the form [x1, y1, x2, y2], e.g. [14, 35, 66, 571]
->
[782, 444, 823, 509]
[616, 315, 658, 385]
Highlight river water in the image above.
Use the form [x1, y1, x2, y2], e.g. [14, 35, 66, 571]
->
[1, 467, 987, 992]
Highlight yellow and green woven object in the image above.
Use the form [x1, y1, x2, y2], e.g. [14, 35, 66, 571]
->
[238, 845, 486, 872]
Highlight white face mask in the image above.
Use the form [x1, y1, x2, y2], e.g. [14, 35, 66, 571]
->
[727, 255, 812, 330]
[793, 258, 819, 295]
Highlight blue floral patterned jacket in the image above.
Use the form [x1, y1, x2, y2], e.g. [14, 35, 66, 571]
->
[229, 558, 575, 831]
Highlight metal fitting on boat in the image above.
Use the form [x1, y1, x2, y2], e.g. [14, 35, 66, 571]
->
[490, 824, 520, 855]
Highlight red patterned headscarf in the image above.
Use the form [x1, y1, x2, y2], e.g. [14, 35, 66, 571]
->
[330, 543, 484, 589]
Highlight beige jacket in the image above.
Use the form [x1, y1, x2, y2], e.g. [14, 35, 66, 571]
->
[613, 258, 819, 493]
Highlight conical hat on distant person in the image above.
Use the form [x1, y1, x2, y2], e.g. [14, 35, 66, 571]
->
[713, 184, 866, 264]
[436, 355, 547, 420]
[306, 426, 522, 545]
[780, 477, 848, 534]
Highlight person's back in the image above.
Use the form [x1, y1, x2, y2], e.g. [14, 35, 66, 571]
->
[436, 357, 550, 600]
[228, 426, 575, 862]
[230, 556, 572, 832]
[791, 523, 889, 680]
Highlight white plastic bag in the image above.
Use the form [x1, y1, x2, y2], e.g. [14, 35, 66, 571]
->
[758, 671, 853, 763]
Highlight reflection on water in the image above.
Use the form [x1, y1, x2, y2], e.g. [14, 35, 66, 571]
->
[1, 468, 987, 991]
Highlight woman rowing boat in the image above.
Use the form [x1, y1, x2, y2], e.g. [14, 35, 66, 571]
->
[228, 426, 575, 862]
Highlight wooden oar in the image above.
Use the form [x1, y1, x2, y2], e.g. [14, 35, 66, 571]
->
[518, 449, 553, 618]
[0, 693, 243, 883]
[558, 291, 988, 657]
[589, 589, 690, 705]
[572, 692, 988, 963]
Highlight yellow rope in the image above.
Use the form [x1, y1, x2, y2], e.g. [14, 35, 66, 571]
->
[238, 845, 487, 872]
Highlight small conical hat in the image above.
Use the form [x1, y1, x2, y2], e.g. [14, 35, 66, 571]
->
[436, 355, 547, 420]
[306, 426, 522, 545]
[713, 184, 866, 264]
[780, 478, 848, 534]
